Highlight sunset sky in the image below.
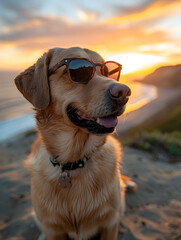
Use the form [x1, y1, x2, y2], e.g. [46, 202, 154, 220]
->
[0, 0, 181, 76]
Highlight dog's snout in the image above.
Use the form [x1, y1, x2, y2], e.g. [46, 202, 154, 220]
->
[108, 83, 131, 105]
[109, 83, 131, 99]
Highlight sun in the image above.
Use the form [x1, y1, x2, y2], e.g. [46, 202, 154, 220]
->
[105, 52, 165, 75]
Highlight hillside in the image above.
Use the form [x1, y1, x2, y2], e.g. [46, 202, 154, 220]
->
[137, 64, 181, 88]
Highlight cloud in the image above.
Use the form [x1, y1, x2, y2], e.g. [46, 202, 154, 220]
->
[0, 0, 170, 28]
[0, 0, 180, 70]
[104, 0, 181, 26]
[1, 0, 179, 43]
[0, 0, 41, 26]
[0, 14, 169, 54]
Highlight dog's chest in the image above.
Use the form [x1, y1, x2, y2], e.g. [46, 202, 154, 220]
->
[49, 182, 110, 231]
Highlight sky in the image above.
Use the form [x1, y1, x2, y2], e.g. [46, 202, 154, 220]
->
[0, 0, 181, 76]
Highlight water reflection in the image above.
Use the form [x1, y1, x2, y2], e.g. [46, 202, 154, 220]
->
[125, 82, 157, 113]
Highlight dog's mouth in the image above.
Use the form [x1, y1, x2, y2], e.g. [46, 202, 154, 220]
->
[67, 106, 124, 134]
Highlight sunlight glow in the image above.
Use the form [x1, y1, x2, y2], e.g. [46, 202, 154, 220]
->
[139, 43, 172, 52]
[106, 53, 165, 74]
[0, 44, 43, 70]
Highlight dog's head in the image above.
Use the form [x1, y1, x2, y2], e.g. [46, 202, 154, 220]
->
[15, 47, 131, 134]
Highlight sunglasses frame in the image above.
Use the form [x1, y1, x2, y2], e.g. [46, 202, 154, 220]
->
[49, 57, 122, 83]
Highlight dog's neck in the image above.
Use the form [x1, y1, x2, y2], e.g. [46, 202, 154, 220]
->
[36, 110, 106, 164]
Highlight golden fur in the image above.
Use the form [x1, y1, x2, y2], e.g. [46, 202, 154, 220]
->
[15, 47, 128, 240]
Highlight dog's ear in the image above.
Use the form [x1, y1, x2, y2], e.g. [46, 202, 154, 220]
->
[14, 50, 53, 110]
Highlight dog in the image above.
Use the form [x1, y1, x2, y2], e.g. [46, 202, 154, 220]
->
[14, 47, 131, 240]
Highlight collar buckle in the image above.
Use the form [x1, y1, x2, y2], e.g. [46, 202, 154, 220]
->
[49, 156, 61, 167]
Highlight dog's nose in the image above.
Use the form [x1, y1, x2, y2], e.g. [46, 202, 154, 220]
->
[108, 83, 131, 105]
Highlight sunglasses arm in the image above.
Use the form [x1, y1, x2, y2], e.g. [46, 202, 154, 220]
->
[108, 67, 122, 75]
[48, 60, 65, 76]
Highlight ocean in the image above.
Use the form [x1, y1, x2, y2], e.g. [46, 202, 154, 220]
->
[0, 71, 33, 121]
[0, 71, 157, 142]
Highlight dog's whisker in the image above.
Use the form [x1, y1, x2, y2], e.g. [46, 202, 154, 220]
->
[114, 128, 119, 137]
[67, 107, 76, 113]
[123, 113, 127, 123]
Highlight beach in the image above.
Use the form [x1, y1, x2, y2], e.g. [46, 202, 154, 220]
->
[1, 71, 181, 239]
[1, 0, 181, 238]
[1, 127, 181, 240]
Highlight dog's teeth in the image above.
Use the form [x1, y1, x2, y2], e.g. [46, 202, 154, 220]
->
[96, 118, 102, 125]
[96, 118, 100, 124]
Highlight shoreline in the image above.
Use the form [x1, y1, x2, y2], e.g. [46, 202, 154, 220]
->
[1, 84, 181, 144]
[0, 83, 156, 144]
[116, 86, 181, 139]
[0, 114, 36, 143]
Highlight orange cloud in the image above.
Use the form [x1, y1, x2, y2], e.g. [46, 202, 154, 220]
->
[104, 0, 181, 26]
[0, 0, 180, 73]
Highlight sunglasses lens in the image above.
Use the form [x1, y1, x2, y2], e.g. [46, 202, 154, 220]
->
[69, 59, 94, 83]
[103, 62, 121, 81]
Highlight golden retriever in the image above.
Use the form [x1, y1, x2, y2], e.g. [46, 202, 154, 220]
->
[14, 47, 131, 240]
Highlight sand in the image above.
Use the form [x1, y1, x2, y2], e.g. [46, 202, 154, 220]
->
[0, 130, 181, 240]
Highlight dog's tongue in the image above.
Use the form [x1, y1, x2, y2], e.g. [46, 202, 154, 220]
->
[99, 115, 118, 128]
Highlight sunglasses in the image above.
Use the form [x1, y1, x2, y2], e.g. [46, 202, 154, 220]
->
[49, 58, 122, 84]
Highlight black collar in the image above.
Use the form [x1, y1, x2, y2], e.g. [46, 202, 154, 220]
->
[49, 155, 90, 172]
